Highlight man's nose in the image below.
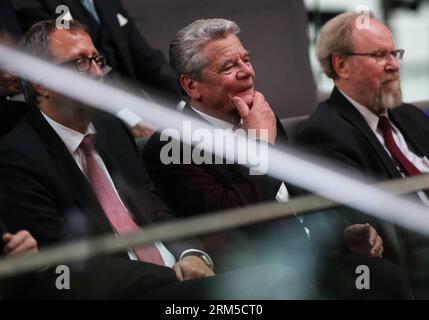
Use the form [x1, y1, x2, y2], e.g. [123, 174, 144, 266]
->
[236, 60, 252, 79]
[89, 60, 104, 79]
[385, 53, 400, 72]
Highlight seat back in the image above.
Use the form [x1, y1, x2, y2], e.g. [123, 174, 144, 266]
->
[413, 100, 429, 111]
[281, 115, 309, 143]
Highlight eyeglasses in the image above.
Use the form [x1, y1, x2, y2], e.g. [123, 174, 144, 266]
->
[59, 55, 107, 72]
[343, 49, 405, 65]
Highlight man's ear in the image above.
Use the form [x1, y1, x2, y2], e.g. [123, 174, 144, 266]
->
[332, 54, 350, 80]
[180, 74, 201, 100]
[32, 83, 49, 98]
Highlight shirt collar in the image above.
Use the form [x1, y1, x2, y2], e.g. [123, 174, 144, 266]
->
[338, 88, 388, 133]
[190, 106, 235, 130]
[42, 112, 97, 154]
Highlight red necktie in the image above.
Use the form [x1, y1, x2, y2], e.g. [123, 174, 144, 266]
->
[378, 116, 421, 176]
[80, 135, 165, 266]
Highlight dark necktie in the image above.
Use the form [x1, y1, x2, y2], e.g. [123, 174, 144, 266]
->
[378, 115, 421, 176]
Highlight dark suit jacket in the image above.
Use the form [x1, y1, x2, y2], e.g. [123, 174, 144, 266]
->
[142, 104, 347, 271]
[296, 87, 429, 265]
[144, 104, 292, 218]
[0, 108, 204, 297]
[14, 0, 181, 98]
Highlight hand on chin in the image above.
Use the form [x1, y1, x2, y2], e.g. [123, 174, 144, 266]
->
[235, 90, 255, 108]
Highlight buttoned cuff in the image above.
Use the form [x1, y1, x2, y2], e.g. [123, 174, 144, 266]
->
[116, 108, 142, 128]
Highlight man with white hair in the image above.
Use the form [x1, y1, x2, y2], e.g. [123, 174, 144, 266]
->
[297, 12, 429, 297]
[143, 18, 300, 270]
[299, 11, 429, 188]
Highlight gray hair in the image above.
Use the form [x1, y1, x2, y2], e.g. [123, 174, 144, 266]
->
[169, 18, 240, 82]
[316, 11, 375, 79]
[19, 20, 89, 108]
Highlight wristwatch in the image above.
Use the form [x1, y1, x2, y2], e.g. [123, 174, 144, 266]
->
[180, 249, 214, 269]
[198, 252, 214, 269]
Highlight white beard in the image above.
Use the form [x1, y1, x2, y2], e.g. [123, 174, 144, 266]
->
[371, 79, 403, 115]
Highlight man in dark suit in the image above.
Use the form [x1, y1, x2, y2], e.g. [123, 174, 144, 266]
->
[142, 19, 308, 270]
[296, 12, 429, 297]
[297, 11, 429, 184]
[0, 19, 221, 299]
[144, 18, 290, 218]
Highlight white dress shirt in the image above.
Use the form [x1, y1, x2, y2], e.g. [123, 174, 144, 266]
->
[42, 112, 176, 267]
[117, 99, 187, 128]
[192, 107, 236, 130]
[116, 108, 144, 128]
[339, 89, 429, 205]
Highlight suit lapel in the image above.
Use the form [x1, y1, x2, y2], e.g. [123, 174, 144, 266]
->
[330, 87, 402, 178]
[27, 109, 112, 233]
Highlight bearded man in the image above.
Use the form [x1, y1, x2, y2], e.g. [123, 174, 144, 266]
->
[298, 11, 429, 197]
[297, 11, 429, 298]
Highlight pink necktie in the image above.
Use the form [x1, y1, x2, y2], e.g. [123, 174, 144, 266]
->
[80, 135, 165, 266]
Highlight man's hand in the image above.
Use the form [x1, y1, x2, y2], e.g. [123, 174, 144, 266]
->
[0, 68, 21, 96]
[173, 255, 215, 281]
[343, 223, 384, 257]
[131, 121, 156, 138]
[3, 230, 38, 256]
[232, 91, 277, 144]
